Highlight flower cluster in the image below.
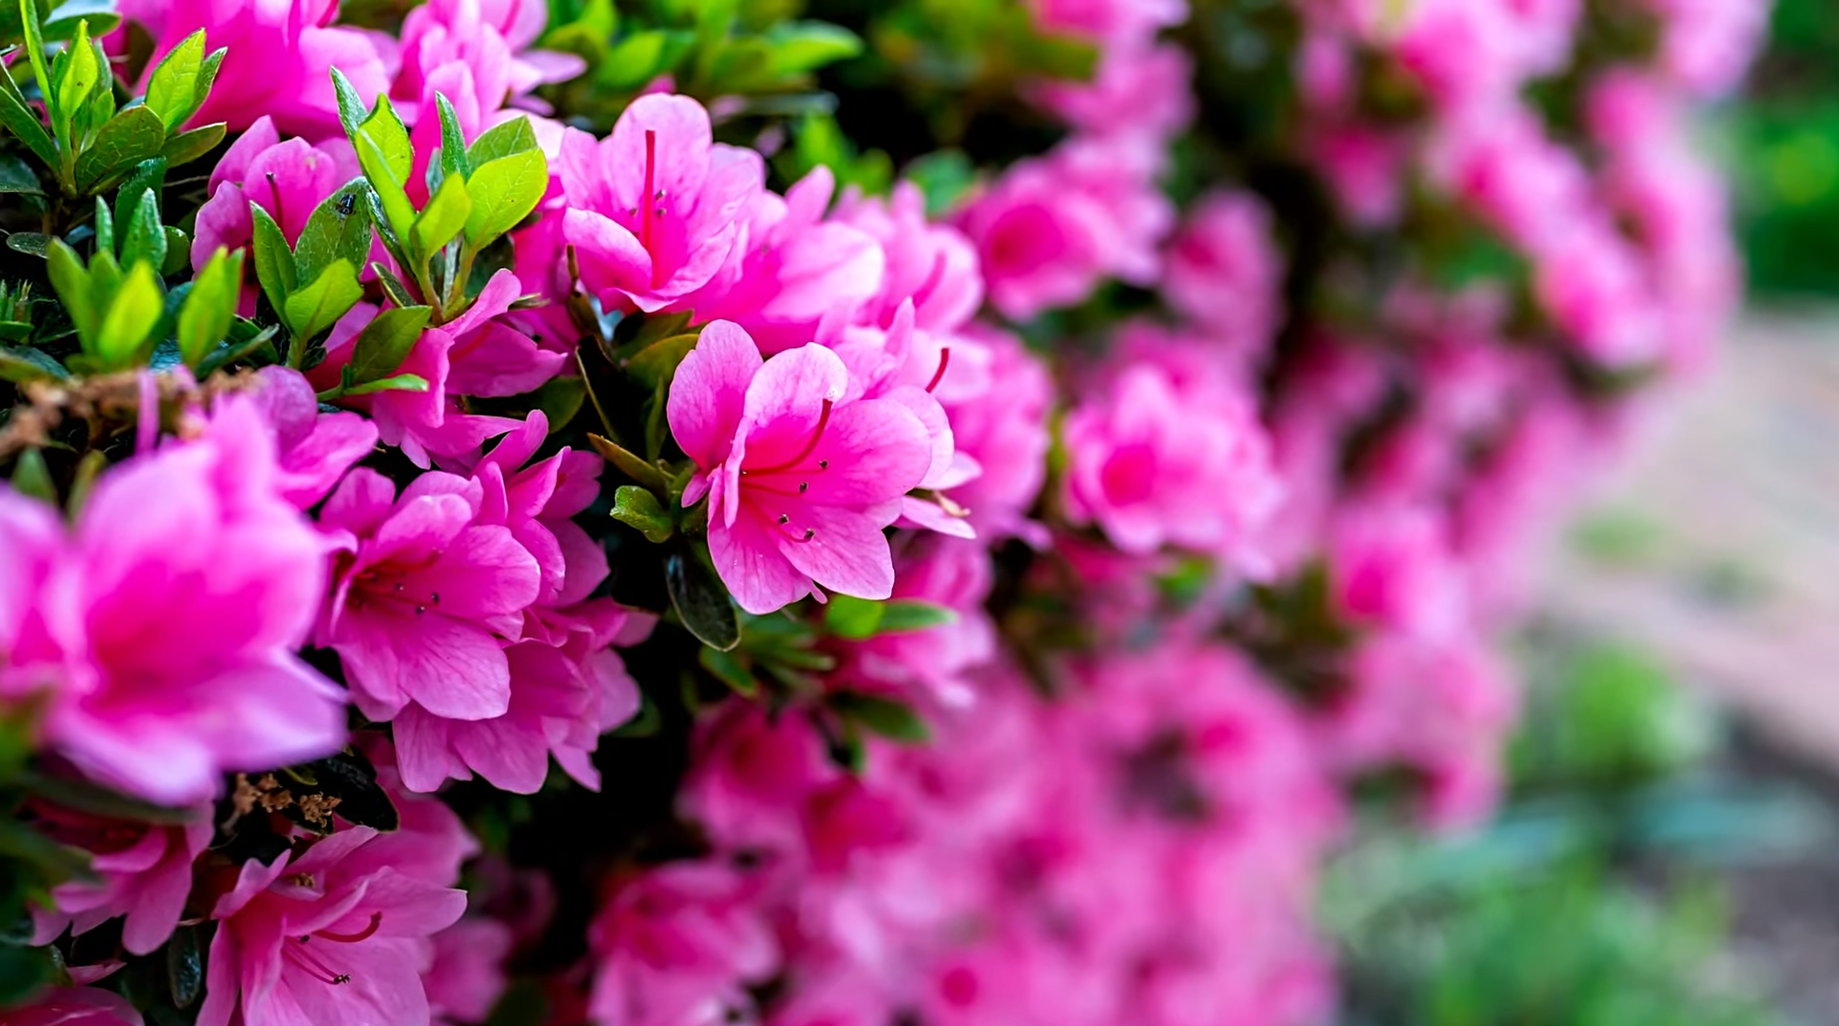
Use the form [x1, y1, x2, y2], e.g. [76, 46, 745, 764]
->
[0, 0, 1761, 1023]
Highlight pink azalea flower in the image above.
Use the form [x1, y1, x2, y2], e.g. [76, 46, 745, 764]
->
[392, 414, 648, 793]
[587, 861, 779, 1026]
[8, 986, 144, 1026]
[191, 116, 358, 274]
[5, 400, 347, 805]
[936, 326, 1053, 543]
[30, 801, 213, 955]
[441, 270, 570, 398]
[1031, 41, 1194, 143]
[396, 0, 585, 118]
[1024, 0, 1188, 47]
[425, 917, 515, 1026]
[1062, 361, 1282, 569]
[1646, 0, 1769, 97]
[1164, 190, 1283, 355]
[316, 467, 542, 724]
[680, 166, 886, 354]
[198, 826, 468, 1026]
[831, 536, 997, 709]
[245, 367, 379, 509]
[121, 0, 393, 137]
[560, 95, 765, 313]
[958, 134, 1172, 321]
[832, 181, 984, 337]
[313, 305, 521, 468]
[666, 321, 934, 615]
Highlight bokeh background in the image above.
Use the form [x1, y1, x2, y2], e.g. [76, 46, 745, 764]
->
[1334, 3, 1839, 1021]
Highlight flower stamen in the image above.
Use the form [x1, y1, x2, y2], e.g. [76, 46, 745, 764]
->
[745, 400, 834, 476]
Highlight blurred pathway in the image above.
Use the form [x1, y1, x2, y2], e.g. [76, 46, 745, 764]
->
[1548, 310, 1839, 770]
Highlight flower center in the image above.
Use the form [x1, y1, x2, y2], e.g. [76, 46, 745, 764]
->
[741, 399, 837, 544]
[281, 912, 384, 988]
[641, 128, 658, 251]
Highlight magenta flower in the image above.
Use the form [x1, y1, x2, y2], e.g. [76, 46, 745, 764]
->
[316, 468, 542, 724]
[9, 987, 144, 1026]
[958, 135, 1172, 321]
[425, 917, 514, 1026]
[666, 321, 934, 615]
[588, 861, 779, 1026]
[560, 95, 765, 313]
[7, 400, 347, 805]
[121, 0, 393, 136]
[1164, 190, 1283, 354]
[396, 0, 585, 118]
[442, 271, 570, 398]
[198, 826, 468, 1026]
[832, 181, 984, 336]
[245, 367, 378, 509]
[679, 166, 887, 354]
[30, 801, 213, 955]
[1062, 361, 1282, 567]
[191, 116, 357, 274]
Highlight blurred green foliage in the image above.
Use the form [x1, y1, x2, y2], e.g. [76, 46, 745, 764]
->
[1733, 0, 1839, 298]
[1332, 637, 1826, 1026]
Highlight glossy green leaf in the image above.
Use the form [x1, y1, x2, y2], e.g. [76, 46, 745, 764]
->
[666, 548, 740, 652]
[435, 91, 468, 181]
[0, 60, 56, 167]
[0, 152, 40, 193]
[143, 28, 206, 131]
[344, 371, 428, 396]
[160, 120, 225, 167]
[0, 344, 65, 383]
[463, 148, 546, 245]
[178, 246, 240, 369]
[824, 594, 884, 640]
[333, 68, 415, 239]
[347, 304, 431, 385]
[586, 433, 670, 493]
[248, 203, 295, 318]
[5, 232, 48, 256]
[44, 238, 92, 341]
[282, 259, 363, 342]
[611, 485, 674, 543]
[94, 260, 161, 367]
[412, 171, 472, 257]
[8, 445, 53, 500]
[111, 156, 164, 241]
[293, 178, 373, 287]
[465, 114, 537, 167]
[73, 105, 166, 193]
[764, 21, 862, 75]
[18, 0, 51, 115]
[119, 186, 166, 272]
[166, 923, 203, 1008]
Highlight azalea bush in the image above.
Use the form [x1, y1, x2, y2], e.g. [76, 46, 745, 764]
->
[0, 0, 1765, 1024]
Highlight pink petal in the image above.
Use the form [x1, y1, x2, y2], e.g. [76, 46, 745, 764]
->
[709, 506, 815, 615]
[773, 503, 899, 601]
[667, 320, 762, 471]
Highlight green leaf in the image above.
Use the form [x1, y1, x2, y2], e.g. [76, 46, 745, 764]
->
[698, 645, 758, 697]
[347, 304, 431, 385]
[177, 247, 240, 369]
[0, 153, 41, 193]
[666, 548, 740, 651]
[282, 259, 363, 342]
[0, 344, 65, 383]
[44, 238, 92, 340]
[531, 374, 585, 433]
[161, 225, 188, 276]
[344, 372, 428, 396]
[41, 0, 117, 41]
[119, 186, 166, 272]
[91, 193, 111, 253]
[333, 69, 415, 240]
[160, 121, 225, 167]
[371, 259, 417, 309]
[293, 178, 374, 287]
[462, 148, 546, 245]
[764, 21, 862, 75]
[112, 155, 165, 235]
[904, 150, 975, 219]
[248, 203, 295, 317]
[412, 171, 472, 257]
[53, 18, 100, 119]
[73, 105, 166, 193]
[824, 594, 884, 640]
[143, 28, 206, 131]
[8, 445, 52, 500]
[465, 115, 537, 167]
[0, 60, 56, 167]
[94, 260, 161, 367]
[585, 433, 669, 493]
[875, 599, 957, 634]
[0, 944, 54, 1007]
[624, 332, 699, 391]
[434, 91, 468, 181]
[597, 30, 692, 92]
[5, 231, 49, 256]
[19, 0, 52, 123]
[611, 485, 674, 543]
[166, 923, 203, 1008]
[834, 692, 930, 743]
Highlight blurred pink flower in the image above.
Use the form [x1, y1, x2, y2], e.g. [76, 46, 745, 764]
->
[30, 802, 213, 955]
